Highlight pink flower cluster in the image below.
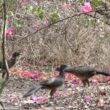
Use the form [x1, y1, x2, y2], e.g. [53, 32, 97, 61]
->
[54, 91, 62, 97]
[5, 27, 13, 36]
[16, 70, 42, 79]
[31, 96, 46, 102]
[83, 95, 90, 102]
[42, 17, 48, 25]
[80, 2, 92, 12]
[62, 2, 71, 9]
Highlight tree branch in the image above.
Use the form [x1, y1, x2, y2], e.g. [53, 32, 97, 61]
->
[0, 0, 10, 104]
[18, 8, 110, 42]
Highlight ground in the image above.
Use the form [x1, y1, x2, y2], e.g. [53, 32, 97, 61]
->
[0, 73, 110, 110]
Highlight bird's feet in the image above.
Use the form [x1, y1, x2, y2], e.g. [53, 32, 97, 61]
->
[49, 96, 54, 101]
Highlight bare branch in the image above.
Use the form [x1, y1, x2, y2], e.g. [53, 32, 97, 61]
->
[18, 8, 110, 42]
[0, 0, 10, 95]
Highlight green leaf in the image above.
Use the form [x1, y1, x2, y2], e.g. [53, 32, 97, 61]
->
[26, 4, 33, 11]
[32, 7, 43, 19]
[50, 11, 59, 23]
[8, 11, 14, 16]
[14, 20, 24, 28]
[91, 0, 98, 10]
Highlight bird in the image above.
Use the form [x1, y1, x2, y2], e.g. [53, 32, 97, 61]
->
[23, 64, 67, 98]
[0, 52, 20, 78]
[56, 65, 110, 86]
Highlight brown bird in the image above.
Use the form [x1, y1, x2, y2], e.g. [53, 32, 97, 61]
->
[23, 65, 67, 98]
[56, 65, 110, 86]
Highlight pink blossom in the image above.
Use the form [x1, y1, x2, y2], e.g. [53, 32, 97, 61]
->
[83, 95, 90, 102]
[30, 73, 38, 79]
[99, 99, 104, 106]
[31, 71, 42, 79]
[54, 91, 62, 97]
[80, 2, 92, 12]
[63, 92, 69, 97]
[31, 96, 46, 102]
[32, 24, 38, 30]
[72, 89, 79, 94]
[20, 71, 38, 78]
[102, 76, 110, 82]
[30, 96, 38, 101]
[42, 17, 48, 25]
[62, 2, 71, 9]
[71, 79, 79, 84]
[92, 79, 98, 86]
[5, 27, 13, 36]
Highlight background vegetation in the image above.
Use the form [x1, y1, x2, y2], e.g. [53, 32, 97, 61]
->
[0, 0, 110, 110]
[1, 0, 110, 71]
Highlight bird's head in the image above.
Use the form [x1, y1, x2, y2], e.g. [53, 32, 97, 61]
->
[56, 64, 67, 73]
[12, 52, 20, 57]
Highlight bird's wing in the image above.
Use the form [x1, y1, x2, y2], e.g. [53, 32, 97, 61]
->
[75, 66, 95, 73]
[66, 66, 95, 74]
[95, 68, 110, 76]
[40, 76, 64, 86]
[23, 85, 42, 98]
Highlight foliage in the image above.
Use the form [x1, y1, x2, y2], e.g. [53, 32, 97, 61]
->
[0, 1, 110, 109]
[91, 0, 98, 10]
[26, 5, 44, 19]
[0, 0, 110, 70]
[50, 11, 59, 23]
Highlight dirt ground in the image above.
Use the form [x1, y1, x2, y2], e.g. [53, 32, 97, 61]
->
[0, 74, 110, 110]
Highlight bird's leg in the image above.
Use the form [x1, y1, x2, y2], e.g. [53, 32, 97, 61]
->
[49, 88, 56, 99]
[81, 80, 90, 95]
[82, 80, 89, 93]
[82, 80, 86, 87]
[82, 79, 90, 87]
[86, 79, 90, 86]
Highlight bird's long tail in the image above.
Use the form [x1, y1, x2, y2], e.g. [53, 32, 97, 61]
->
[95, 68, 110, 76]
[23, 85, 42, 98]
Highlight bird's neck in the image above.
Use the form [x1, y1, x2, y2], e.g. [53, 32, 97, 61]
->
[59, 71, 64, 77]
[65, 68, 76, 73]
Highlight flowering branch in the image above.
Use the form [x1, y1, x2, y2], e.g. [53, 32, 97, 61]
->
[18, 7, 110, 42]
